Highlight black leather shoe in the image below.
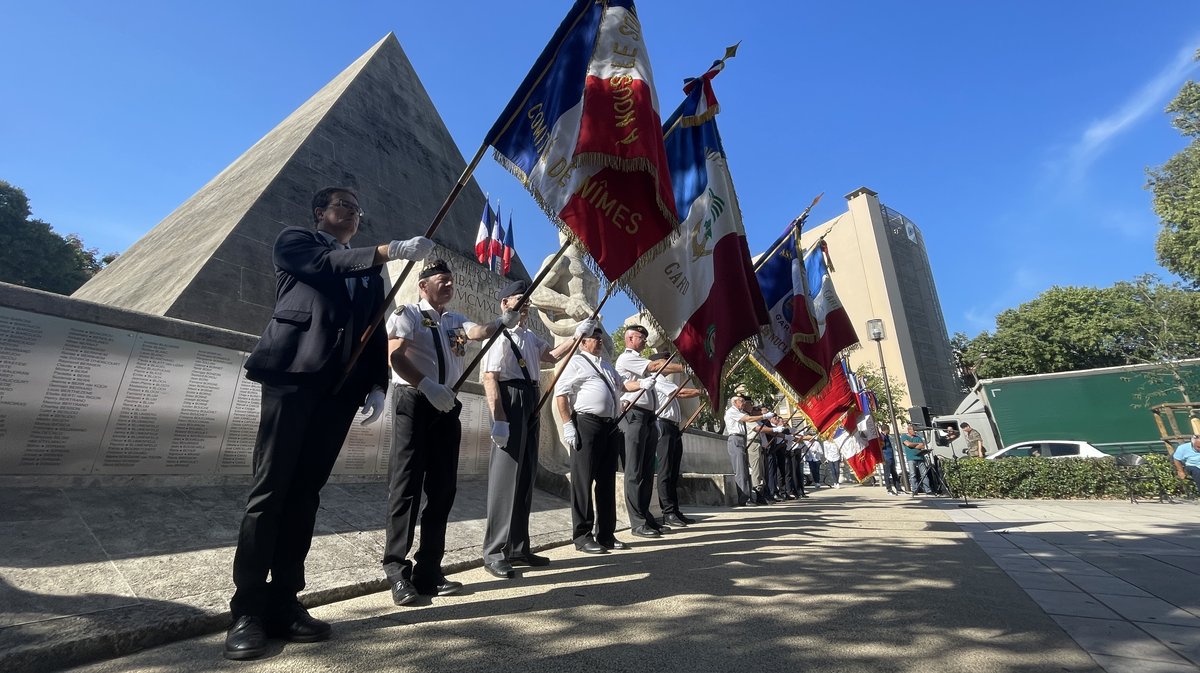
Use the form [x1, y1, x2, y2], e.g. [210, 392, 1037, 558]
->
[390, 578, 419, 606]
[416, 579, 463, 596]
[745, 499, 762, 507]
[266, 605, 330, 643]
[662, 514, 688, 528]
[597, 538, 629, 550]
[631, 525, 661, 538]
[575, 539, 607, 554]
[676, 513, 696, 525]
[511, 552, 550, 567]
[224, 615, 268, 660]
[484, 560, 515, 579]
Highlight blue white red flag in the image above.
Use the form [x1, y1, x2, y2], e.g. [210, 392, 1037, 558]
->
[501, 215, 516, 275]
[843, 363, 884, 481]
[485, 0, 677, 282]
[751, 226, 859, 400]
[491, 212, 506, 272]
[622, 51, 766, 401]
[475, 200, 497, 265]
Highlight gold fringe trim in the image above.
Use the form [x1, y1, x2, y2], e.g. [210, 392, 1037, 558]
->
[680, 102, 721, 128]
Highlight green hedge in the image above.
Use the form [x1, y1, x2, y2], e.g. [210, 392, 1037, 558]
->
[940, 454, 1200, 500]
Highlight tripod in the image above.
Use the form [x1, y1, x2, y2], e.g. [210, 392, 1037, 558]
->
[944, 450, 979, 509]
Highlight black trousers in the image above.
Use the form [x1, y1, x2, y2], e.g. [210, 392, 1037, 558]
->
[230, 376, 361, 618]
[482, 381, 538, 564]
[620, 407, 659, 528]
[655, 419, 684, 516]
[787, 450, 807, 496]
[383, 385, 461, 584]
[571, 412, 620, 544]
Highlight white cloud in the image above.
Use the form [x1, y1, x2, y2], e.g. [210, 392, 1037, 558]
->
[1055, 38, 1200, 184]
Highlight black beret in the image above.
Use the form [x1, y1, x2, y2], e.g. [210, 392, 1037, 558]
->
[498, 279, 529, 300]
[419, 259, 452, 279]
[624, 324, 649, 337]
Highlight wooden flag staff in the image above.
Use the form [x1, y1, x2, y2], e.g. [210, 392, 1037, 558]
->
[334, 143, 489, 393]
[451, 238, 574, 391]
[530, 281, 619, 418]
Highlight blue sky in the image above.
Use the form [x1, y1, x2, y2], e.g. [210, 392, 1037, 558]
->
[2, 1, 1198, 338]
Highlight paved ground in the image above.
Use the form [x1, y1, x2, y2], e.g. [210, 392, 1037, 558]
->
[3, 481, 1198, 673]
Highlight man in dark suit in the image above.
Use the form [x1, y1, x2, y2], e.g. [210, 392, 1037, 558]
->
[224, 186, 432, 660]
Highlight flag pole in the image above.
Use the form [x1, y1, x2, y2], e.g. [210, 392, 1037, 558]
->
[751, 193, 824, 272]
[531, 281, 619, 417]
[335, 142, 489, 393]
[452, 237, 574, 392]
[653, 370, 696, 417]
[611, 351, 680, 428]
[680, 399, 708, 432]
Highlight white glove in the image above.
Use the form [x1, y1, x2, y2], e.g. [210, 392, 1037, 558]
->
[417, 377, 457, 413]
[500, 309, 521, 329]
[562, 421, 578, 450]
[491, 420, 510, 447]
[638, 376, 656, 390]
[763, 412, 776, 420]
[574, 318, 597, 338]
[388, 236, 435, 261]
[359, 387, 386, 425]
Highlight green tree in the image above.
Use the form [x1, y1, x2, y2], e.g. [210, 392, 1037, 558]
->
[854, 363, 908, 430]
[1148, 50, 1200, 286]
[0, 181, 113, 294]
[950, 331, 978, 391]
[963, 278, 1200, 382]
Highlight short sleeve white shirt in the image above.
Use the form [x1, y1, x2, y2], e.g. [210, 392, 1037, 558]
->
[554, 351, 622, 417]
[616, 349, 657, 411]
[386, 299, 478, 386]
[483, 325, 548, 383]
[724, 404, 748, 438]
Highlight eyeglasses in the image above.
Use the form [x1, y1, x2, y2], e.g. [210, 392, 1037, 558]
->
[329, 199, 364, 217]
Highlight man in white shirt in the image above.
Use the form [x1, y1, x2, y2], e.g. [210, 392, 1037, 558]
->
[480, 279, 593, 580]
[382, 259, 517, 606]
[724, 395, 772, 506]
[647, 353, 702, 527]
[555, 324, 642, 553]
[822, 435, 843, 488]
[615, 325, 686, 537]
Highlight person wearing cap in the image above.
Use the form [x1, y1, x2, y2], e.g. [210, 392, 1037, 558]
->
[647, 354, 702, 527]
[480, 280, 595, 580]
[723, 394, 772, 506]
[616, 324, 687, 537]
[382, 258, 518, 606]
[225, 186, 434, 660]
[555, 322, 642, 554]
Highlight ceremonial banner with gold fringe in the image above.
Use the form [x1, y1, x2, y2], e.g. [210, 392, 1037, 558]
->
[622, 51, 767, 404]
[485, 0, 677, 283]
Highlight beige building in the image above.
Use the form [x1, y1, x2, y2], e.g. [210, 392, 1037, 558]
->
[798, 187, 960, 418]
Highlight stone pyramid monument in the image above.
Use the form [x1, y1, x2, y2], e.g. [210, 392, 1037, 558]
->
[74, 33, 524, 335]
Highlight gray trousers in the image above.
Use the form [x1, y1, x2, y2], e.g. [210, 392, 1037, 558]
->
[727, 435, 751, 503]
[482, 381, 538, 564]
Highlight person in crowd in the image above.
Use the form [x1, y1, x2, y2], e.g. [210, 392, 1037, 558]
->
[382, 258, 516, 606]
[615, 325, 686, 537]
[901, 422, 934, 497]
[480, 280, 594, 580]
[555, 323, 641, 553]
[822, 432, 842, 488]
[225, 186, 433, 660]
[1172, 434, 1200, 491]
[724, 395, 771, 506]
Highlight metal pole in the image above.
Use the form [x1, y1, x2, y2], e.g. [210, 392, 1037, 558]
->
[875, 337, 909, 489]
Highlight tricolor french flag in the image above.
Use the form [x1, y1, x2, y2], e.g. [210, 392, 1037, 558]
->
[622, 53, 766, 402]
[843, 364, 885, 482]
[475, 200, 497, 265]
[485, 0, 677, 283]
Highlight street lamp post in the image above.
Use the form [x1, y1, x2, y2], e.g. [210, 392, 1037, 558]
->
[867, 319, 909, 489]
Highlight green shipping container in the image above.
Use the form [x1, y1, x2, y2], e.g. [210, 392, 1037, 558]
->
[979, 360, 1200, 455]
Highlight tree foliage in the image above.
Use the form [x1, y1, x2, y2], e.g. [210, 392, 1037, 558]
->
[0, 181, 114, 294]
[1148, 50, 1200, 286]
[854, 362, 908, 429]
[961, 277, 1200, 384]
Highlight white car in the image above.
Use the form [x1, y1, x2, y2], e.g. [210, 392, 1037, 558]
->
[987, 440, 1107, 460]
